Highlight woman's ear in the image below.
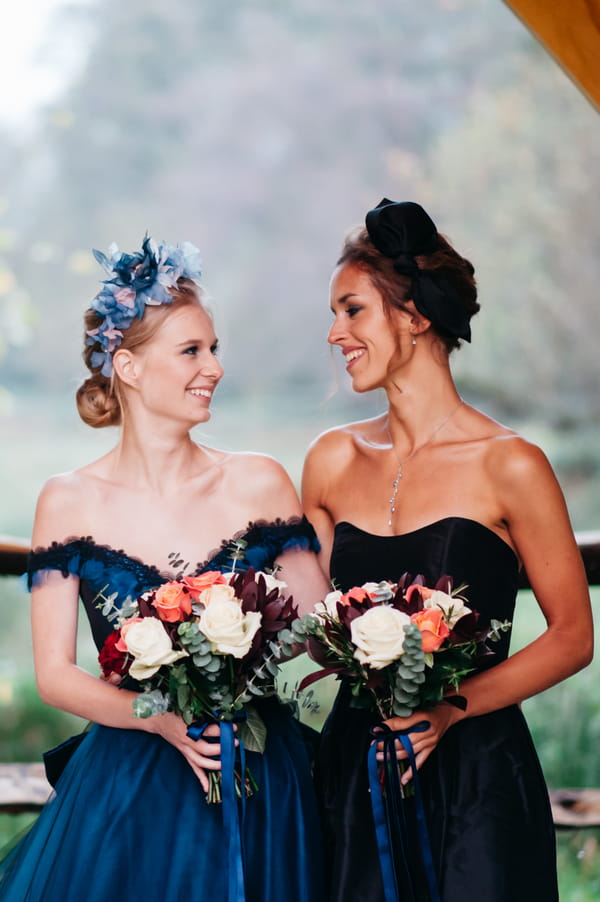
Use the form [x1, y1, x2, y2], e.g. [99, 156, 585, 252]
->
[112, 348, 139, 388]
[400, 299, 432, 337]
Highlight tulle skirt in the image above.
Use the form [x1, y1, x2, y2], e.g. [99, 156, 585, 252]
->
[0, 699, 324, 902]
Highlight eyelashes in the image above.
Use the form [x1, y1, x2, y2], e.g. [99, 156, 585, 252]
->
[182, 342, 219, 356]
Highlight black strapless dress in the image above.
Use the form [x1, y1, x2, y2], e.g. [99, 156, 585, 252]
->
[316, 517, 557, 902]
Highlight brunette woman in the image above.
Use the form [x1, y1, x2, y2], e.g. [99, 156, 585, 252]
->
[303, 199, 592, 902]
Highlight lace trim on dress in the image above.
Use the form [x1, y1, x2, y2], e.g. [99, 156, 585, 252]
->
[27, 516, 320, 587]
[196, 515, 319, 572]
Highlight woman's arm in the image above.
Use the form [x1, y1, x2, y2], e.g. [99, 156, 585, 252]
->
[301, 434, 338, 574]
[226, 451, 330, 613]
[30, 478, 224, 791]
[386, 439, 594, 777]
[275, 548, 330, 616]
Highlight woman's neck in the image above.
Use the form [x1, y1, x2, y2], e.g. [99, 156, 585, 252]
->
[107, 417, 212, 494]
[384, 366, 462, 454]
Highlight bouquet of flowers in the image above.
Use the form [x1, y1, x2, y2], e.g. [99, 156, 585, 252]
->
[293, 574, 510, 720]
[97, 566, 299, 802]
[292, 575, 510, 902]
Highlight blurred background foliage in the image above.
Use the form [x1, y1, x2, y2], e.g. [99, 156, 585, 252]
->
[0, 0, 599, 894]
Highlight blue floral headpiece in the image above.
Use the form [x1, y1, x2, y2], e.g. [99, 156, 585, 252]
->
[87, 234, 203, 376]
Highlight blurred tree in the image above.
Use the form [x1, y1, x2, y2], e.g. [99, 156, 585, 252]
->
[0, 0, 597, 423]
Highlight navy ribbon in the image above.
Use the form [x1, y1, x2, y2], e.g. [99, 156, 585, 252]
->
[188, 718, 247, 902]
[368, 721, 441, 902]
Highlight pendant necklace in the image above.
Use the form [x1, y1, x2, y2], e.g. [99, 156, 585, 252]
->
[387, 399, 463, 527]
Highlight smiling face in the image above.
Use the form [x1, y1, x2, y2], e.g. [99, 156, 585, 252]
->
[117, 301, 224, 427]
[328, 263, 412, 393]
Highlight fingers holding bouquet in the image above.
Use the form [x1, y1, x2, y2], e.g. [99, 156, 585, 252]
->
[149, 714, 236, 792]
[380, 701, 462, 783]
[296, 574, 511, 785]
[95, 566, 302, 802]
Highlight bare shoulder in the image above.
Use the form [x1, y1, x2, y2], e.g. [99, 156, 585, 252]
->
[305, 415, 385, 464]
[33, 470, 92, 546]
[220, 450, 301, 518]
[222, 450, 292, 485]
[482, 432, 554, 484]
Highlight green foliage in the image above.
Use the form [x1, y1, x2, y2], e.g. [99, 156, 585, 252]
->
[391, 624, 425, 717]
[0, 681, 84, 763]
[237, 705, 268, 755]
[514, 589, 600, 789]
[0, 0, 597, 431]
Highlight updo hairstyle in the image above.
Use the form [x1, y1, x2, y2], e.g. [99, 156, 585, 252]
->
[337, 227, 479, 353]
[76, 278, 202, 428]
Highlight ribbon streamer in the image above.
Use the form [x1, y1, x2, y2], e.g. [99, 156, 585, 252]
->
[368, 721, 442, 902]
[188, 718, 247, 902]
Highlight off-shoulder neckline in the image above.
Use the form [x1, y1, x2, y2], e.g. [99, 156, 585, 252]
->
[29, 516, 312, 581]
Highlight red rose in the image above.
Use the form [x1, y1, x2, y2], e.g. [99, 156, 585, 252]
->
[99, 630, 130, 677]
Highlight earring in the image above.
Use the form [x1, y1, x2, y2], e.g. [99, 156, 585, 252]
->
[412, 336, 417, 346]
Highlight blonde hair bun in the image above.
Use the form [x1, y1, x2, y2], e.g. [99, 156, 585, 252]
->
[76, 373, 121, 428]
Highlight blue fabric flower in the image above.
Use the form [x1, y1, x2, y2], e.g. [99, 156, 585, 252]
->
[87, 234, 203, 376]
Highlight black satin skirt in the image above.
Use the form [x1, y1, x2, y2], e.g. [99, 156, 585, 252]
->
[315, 682, 558, 902]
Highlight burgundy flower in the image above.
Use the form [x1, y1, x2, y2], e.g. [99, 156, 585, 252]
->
[99, 630, 130, 677]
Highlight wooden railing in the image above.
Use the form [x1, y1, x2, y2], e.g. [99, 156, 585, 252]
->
[1, 533, 599, 826]
[0, 535, 30, 577]
[4, 531, 600, 588]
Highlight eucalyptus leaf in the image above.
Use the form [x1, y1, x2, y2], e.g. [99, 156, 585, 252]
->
[269, 640, 283, 658]
[237, 706, 268, 754]
[192, 653, 213, 667]
[246, 683, 264, 696]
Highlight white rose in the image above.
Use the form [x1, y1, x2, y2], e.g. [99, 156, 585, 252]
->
[124, 619, 188, 680]
[351, 605, 411, 670]
[199, 583, 237, 607]
[199, 601, 262, 658]
[315, 589, 344, 619]
[261, 572, 288, 594]
[423, 590, 471, 628]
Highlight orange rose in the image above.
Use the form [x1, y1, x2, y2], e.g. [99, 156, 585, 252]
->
[182, 571, 227, 599]
[340, 587, 369, 605]
[410, 607, 450, 653]
[152, 581, 192, 622]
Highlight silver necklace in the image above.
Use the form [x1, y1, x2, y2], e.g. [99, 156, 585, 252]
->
[387, 400, 463, 527]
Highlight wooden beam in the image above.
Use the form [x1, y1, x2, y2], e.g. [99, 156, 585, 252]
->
[0, 763, 52, 814]
[4, 531, 600, 584]
[0, 536, 30, 577]
[503, 0, 600, 111]
[550, 788, 600, 828]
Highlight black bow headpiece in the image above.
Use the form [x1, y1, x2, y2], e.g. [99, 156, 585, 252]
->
[365, 198, 471, 342]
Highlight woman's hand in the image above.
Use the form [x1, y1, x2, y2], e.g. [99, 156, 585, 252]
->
[148, 713, 230, 792]
[380, 703, 463, 784]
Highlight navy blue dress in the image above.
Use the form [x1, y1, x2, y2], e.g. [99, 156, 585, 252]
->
[316, 518, 558, 902]
[0, 519, 325, 902]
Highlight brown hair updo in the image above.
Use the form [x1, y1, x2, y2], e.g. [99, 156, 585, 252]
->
[338, 218, 479, 353]
[76, 278, 202, 428]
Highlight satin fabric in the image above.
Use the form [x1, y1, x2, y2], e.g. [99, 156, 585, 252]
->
[316, 518, 558, 902]
[1, 520, 325, 902]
